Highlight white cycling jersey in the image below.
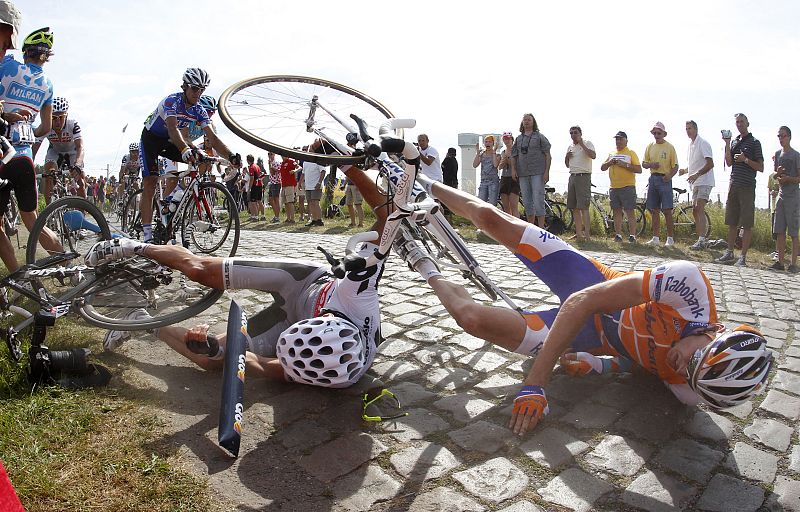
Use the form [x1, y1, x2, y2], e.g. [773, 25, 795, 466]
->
[40, 118, 82, 154]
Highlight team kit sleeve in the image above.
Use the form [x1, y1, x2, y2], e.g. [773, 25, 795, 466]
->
[73, 120, 82, 139]
[642, 261, 714, 324]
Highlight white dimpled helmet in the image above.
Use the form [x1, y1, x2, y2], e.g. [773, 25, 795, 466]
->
[277, 316, 365, 388]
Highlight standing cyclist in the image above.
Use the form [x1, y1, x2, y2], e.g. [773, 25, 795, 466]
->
[139, 68, 241, 242]
[0, 27, 61, 272]
[32, 96, 86, 204]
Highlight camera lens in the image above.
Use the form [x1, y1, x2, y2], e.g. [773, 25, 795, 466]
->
[48, 348, 90, 372]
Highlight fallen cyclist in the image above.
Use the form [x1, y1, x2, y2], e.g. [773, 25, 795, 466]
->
[394, 172, 774, 436]
[85, 162, 392, 388]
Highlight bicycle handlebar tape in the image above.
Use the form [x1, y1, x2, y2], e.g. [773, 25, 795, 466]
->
[218, 300, 249, 457]
[380, 138, 406, 154]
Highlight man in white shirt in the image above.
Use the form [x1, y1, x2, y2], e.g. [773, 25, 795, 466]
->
[303, 160, 326, 226]
[678, 120, 714, 250]
[417, 134, 442, 182]
[565, 126, 596, 241]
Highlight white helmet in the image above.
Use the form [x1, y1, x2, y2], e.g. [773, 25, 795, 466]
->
[53, 97, 69, 113]
[276, 316, 365, 388]
[182, 67, 210, 88]
[688, 326, 773, 408]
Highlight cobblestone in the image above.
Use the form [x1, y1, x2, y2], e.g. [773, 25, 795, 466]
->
[120, 231, 800, 510]
[453, 457, 528, 504]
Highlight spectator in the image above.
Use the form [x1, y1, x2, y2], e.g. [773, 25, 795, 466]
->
[278, 156, 298, 224]
[771, 126, 800, 272]
[223, 164, 240, 209]
[716, 113, 764, 267]
[246, 154, 265, 222]
[417, 134, 442, 182]
[473, 135, 500, 205]
[642, 122, 679, 247]
[296, 163, 306, 222]
[565, 126, 596, 241]
[678, 120, 715, 250]
[511, 113, 552, 227]
[266, 152, 281, 223]
[344, 177, 364, 228]
[303, 159, 326, 227]
[600, 131, 642, 242]
[442, 147, 459, 189]
[498, 132, 520, 217]
[769, 160, 780, 254]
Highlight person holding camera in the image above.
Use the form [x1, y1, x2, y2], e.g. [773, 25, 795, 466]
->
[511, 113, 552, 227]
[600, 131, 642, 243]
[716, 113, 764, 267]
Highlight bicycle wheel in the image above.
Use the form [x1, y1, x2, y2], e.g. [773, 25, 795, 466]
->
[26, 197, 112, 265]
[635, 204, 648, 237]
[218, 75, 398, 166]
[673, 205, 697, 240]
[122, 188, 143, 236]
[180, 182, 240, 256]
[550, 201, 573, 231]
[74, 256, 223, 331]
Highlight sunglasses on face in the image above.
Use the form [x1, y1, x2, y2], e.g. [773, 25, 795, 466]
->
[186, 85, 205, 93]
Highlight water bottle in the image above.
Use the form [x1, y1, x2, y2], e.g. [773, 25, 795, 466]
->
[162, 184, 185, 214]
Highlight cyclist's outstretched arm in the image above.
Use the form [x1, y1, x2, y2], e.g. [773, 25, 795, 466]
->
[428, 275, 526, 352]
[157, 324, 285, 380]
[202, 126, 237, 164]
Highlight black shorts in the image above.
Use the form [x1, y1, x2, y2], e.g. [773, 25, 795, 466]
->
[268, 183, 281, 198]
[250, 185, 264, 202]
[500, 176, 521, 195]
[0, 156, 38, 214]
[140, 128, 182, 177]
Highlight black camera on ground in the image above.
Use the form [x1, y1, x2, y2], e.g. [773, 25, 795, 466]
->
[28, 346, 111, 389]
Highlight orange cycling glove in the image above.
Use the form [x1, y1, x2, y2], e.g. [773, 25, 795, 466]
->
[512, 385, 549, 418]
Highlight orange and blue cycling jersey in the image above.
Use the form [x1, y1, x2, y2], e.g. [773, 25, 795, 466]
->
[513, 224, 717, 389]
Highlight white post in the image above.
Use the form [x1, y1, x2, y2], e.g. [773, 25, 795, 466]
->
[458, 133, 479, 195]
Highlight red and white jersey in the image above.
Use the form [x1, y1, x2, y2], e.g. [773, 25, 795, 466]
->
[41, 118, 82, 152]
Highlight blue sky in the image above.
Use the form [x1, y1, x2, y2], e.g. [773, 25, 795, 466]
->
[18, 0, 800, 207]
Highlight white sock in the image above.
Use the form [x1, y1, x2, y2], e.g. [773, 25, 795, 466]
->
[143, 224, 152, 241]
[698, 236, 706, 242]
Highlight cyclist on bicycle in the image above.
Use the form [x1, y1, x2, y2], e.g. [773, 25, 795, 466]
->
[403, 173, 773, 436]
[86, 161, 390, 388]
[117, 142, 142, 206]
[139, 68, 241, 242]
[32, 96, 87, 204]
[0, 27, 61, 272]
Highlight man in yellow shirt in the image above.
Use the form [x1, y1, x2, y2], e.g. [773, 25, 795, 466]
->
[600, 131, 642, 242]
[642, 122, 679, 246]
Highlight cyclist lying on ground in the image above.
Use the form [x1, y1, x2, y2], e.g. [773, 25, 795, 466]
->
[399, 173, 773, 436]
[85, 162, 389, 388]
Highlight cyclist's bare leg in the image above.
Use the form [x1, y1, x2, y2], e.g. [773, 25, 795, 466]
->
[72, 170, 87, 199]
[0, 228, 17, 272]
[140, 175, 159, 239]
[612, 208, 623, 237]
[43, 161, 56, 204]
[429, 275, 526, 352]
[428, 180, 526, 253]
[20, 210, 62, 255]
[137, 243, 224, 289]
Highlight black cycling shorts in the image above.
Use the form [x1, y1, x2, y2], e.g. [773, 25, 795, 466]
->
[249, 185, 264, 202]
[140, 128, 182, 177]
[0, 156, 38, 214]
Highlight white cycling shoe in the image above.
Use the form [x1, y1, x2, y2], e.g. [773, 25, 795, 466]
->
[103, 308, 153, 352]
[85, 238, 143, 266]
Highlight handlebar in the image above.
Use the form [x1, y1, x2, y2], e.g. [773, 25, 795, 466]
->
[0, 137, 16, 165]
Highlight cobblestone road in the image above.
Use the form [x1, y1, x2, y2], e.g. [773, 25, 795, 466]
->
[117, 230, 800, 511]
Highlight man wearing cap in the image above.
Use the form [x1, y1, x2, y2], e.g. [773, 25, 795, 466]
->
[565, 126, 595, 241]
[642, 122, 679, 247]
[715, 113, 764, 267]
[600, 132, 641, 242]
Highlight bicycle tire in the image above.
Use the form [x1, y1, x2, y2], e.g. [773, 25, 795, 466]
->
[180, 182, 240, 256]
[674, 205, 712, 239]
[635, 204, 648, 237]
[26, 197, 112, 265]
[122, 188, 143, 236]
[74, 260, 223, 331]
[218, 75, 398, 166]
[549, 201, 573, 231]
